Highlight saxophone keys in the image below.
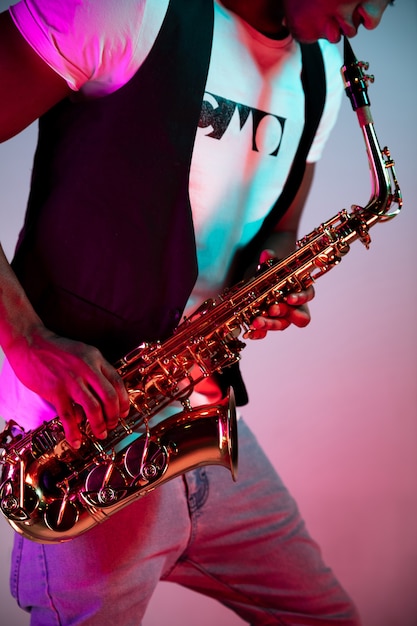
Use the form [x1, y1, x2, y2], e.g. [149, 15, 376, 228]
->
[0, 480, 37, 521]
[44, 498, 79, 533]
[124, 438, 167, 483]
[82, 463, 127, 508]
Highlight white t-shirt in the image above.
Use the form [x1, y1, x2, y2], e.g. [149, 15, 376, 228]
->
[0, 0, 343, 430]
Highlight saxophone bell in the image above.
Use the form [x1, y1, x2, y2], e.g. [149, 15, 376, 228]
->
[0, 388, 237, 543]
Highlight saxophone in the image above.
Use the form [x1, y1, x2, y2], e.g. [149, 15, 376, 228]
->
[0, 38, 402, 543]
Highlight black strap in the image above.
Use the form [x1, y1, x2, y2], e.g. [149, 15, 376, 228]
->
[220, 42, 327, 406]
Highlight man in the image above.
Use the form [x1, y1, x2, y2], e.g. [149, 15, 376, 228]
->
[0, 1, 390, 624]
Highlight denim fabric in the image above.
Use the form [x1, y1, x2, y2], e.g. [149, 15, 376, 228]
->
[9, 419, 361, 625]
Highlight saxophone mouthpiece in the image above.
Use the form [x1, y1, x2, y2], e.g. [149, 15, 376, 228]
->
[342, 36, 372, 112]
[341, 36, 375, 127]
[343, 35, 356, 70]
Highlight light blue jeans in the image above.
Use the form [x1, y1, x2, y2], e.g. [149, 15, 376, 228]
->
[10, 419, 361, 625]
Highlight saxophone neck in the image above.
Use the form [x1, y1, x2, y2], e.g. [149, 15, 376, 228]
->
[341, 36, 402, 220]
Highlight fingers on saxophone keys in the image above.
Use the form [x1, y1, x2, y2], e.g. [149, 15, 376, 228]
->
[103, 366, 130, 419]
[81, 395, 111, 441]
[243, 327, 267, 340]
[61, 397, 109, 448]
[243, 314, 290, 339]
[60, 401, 84, 450]
[285, 285, 315, 305]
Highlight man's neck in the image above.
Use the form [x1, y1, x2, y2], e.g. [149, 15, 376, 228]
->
[220, 0, 287, 40]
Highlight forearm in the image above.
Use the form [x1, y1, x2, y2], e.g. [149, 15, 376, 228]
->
[0, 243, 45, 356]
[242, 163, 315, 278]
[0, 243, 130, 446]
[258, 229, 298, 261]
[238, 229, 297, 282]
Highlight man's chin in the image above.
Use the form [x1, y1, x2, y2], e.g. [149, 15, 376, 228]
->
[286, 18, 342, 44]
[284, 23, 318, 44]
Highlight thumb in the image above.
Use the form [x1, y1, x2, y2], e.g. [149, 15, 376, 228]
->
[259, 248, 276, 264]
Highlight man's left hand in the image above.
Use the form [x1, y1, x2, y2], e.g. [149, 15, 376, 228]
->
[243, 249, 315, 340]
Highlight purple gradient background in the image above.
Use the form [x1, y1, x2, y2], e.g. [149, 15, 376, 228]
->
[0, 1, 416, 624]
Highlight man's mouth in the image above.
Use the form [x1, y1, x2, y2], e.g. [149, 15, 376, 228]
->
[339, 20, 358, 38]
[324, 19, 344, 43]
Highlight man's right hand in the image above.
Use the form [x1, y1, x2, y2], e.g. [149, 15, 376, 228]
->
[5, 326, 131, 449]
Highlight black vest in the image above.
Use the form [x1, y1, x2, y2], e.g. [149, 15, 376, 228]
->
[12, 0, 326, 382]
[12, 0, 213, 362]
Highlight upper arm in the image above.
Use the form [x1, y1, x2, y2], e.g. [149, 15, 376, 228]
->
[0, 10, 71, 143]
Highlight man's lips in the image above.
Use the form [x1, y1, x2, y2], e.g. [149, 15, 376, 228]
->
[338, 20, 359, 38]
[324, 19, 344, 43]
[324, 17, 359, 43]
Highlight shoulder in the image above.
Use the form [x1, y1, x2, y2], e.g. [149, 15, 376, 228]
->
[9, 0, 169, 95]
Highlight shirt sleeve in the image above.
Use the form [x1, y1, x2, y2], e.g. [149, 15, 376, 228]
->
[9, 0, 168, 96]
[307, 40, 344, 163]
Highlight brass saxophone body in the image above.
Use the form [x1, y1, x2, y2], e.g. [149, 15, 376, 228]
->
[0, 39, 402, 543]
